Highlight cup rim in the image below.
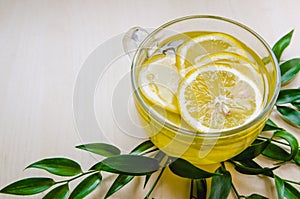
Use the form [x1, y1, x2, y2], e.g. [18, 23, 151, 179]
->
[131, 15, 281, 137]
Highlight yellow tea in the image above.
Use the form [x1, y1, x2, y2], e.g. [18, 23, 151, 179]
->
[132, 30, 277, 165]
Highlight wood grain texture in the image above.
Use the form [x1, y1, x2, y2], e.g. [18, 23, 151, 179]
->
[0, 0, 299, 198]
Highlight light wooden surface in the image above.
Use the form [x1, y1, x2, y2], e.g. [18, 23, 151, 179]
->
[0, 1, 300, 198]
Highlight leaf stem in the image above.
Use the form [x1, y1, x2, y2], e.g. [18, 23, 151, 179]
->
[190, 179, 194, 199]
[258, 135, 300, 149]
[231, 182, 241, 199]
[221, 161, 226, 168]
[55, 170, 97, 184]
[189, 179, 200, 199]
[144, 167, 166, 199]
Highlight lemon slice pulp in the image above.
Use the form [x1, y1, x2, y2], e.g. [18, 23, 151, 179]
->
[138, 54, 180, 113]
[176, 33, 246, 77]
[178, 64, 262, 133]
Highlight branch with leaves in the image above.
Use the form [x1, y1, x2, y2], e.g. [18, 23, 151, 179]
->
[1, 30, 300, 199]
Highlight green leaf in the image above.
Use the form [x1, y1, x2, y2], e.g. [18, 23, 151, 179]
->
[130, 140, 155, 155]
[277, 106, 300, 127]
[104, 175, 134, 198]
[232, 139, 270, 161]
[262, 119, 283, 131]
[273, 131, 299, 160]
[272, 29, 294, 61]
[245, 193, 268, 199]
[69, 172, 102, 199]
[262, 143, 290, 161]
[284, 181, 300, 198]
[294, 150, 300, 166]
[42, 183, 69, 199]
[208, 165, 231, 199]
[0, 178, 55, 195]
[169, 158, 218, 179]
[292, 101, 300, 109]
[274, 175, 285, 199]
[276, 89, 300, 105]
[233, 162, 277, 177]
[231, 159, 275, 177]
[280, 58, 300, 84]
[91, 155, 160, 176]
[195, 179, 207, 199]
[26, 158, 82, 177]
[76, 143, 121, 157]
[237, 159, 262, 169]
[144, 174, 152, 188]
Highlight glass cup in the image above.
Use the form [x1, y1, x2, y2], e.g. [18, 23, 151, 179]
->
[124, 15, 280, 166]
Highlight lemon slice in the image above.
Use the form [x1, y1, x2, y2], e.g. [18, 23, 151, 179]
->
[195, 52, 263, 88]
[176, 33, 246, 77]
[197, 51, 259, 72]
[196, 52, 254, 65]
[178, 64, 262, 133]
[138, 54, 180, 113]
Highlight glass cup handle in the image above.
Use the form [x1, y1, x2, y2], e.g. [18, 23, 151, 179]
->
[122, 26, 149, 60]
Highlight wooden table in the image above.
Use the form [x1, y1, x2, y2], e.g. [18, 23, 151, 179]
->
[0, 1, 299, 198]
